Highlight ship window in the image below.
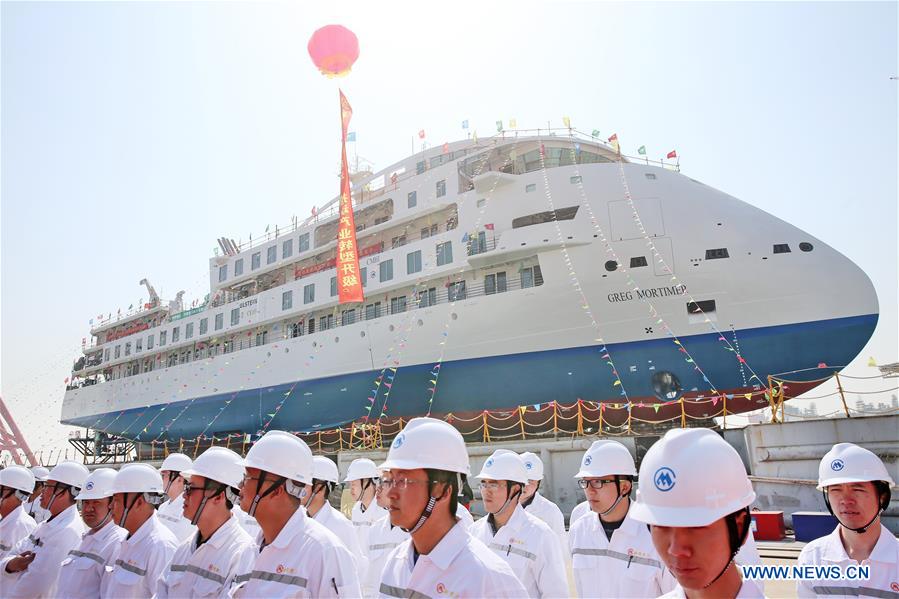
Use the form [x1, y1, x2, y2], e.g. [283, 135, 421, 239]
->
[218, 265, 228, 282]
[512, 206, 579, 229]
[477, 198, 487, 208]
[407, 250, 422, 274]
[799, 242, 814, 252]
[341, 309, 356, 326]
[436, 179, 446, 198]
[417, 287, 437, 308]
[570, 176, 582, 184]
[319, 314, 334, 331]
[437, 242, 453, 266]
[605, 260, 618, 272]
[304, 283, 315, 304]
[485, 271, 507, 295]
[199, 318, 208, 335]
[380, 259, 394, 282]
[299, 233, 310, 252]
[171, 326, 179, 342]
[448, 281, 467, 301]
[124, 342, 131, 357]
[114, 345, 121, 359]
[392, 235, 406, 248]
[330, 276, 337, 297]
[687, 300, 717, 314]
[283, 239, 293, 259]
[521, 265, 544, 288]
[645, 173, 657, 180]
[361, 267, 367, 288]
[160, 331, 167, 346]
[705, 248, 730, 260]
[147, 335, 154, 350]
[282, 290, 293, 310]
[416, 160, 426, 175]
[136, 338, 143, 352]
[630, 256, 648, 268]
[391, 296, 407, 314]
[104, 348, 110, 361]
[267, 246, 277, 264]
[234, 258, 244, 276]
[214, 313, 223, 331]
[408, 191, 417, 208]
[186, 323, 194, 339]
[251, 252, 261, 270]
[365, 301, 382, 319]
[526, 183, 536, 193]
[773, 243, 791, 254]
[230, 308, 239, 326]
[421, 227, 431, 239]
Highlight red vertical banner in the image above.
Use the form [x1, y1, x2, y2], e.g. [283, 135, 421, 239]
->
[337, 89, 365, 304]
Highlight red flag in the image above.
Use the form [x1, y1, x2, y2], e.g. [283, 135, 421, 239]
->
[442, 142, 449, 154]
[607, 133, 618, 142]
[667, 150, 677, 159]
[418, 129, 426, 139]
[337, 90, 364, 304]
[484, 223, 495, 230]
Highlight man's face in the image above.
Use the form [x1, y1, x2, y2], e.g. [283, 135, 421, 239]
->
[827, 482, 882, 529]
[162, 471, 185, 497]
[110, 492, 132, 527]
[583, 476, 629, 514]
[39, 481, 66, 510]
[349, 479, 364, 501]
[651, 518, 735, 590]
[381, 468, 433, 529]
[182, 476, 212, 522]
[521, 479, 539, 501]
[81, 498, 113, 529]
[479, 479, 510, 514]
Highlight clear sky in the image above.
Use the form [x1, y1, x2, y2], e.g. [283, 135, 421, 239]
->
[2, 1, 897, 459]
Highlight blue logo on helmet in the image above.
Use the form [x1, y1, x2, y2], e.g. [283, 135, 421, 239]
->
[525, 461, 533, 470]
[392, 434, 405, 449]
[831, 459, 845, 472]
[584, 455, 593, 466]
[485, 458, 495, 468]
[85, 481, 94, 491]
[654, 467, 676, 492]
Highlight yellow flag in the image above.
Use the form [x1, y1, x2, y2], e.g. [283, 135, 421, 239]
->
[519, 406, 526, 415]
[563, 116, 571, 128]
[744, 393, 752, 400]
[472, 131, 478, 143]
[509, 118, 517, 128]
[867, 356, 877, 367]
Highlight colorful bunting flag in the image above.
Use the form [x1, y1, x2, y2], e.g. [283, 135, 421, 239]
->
[461, 119, 469, 129]
[509, 118, 517, 128]
[346, 131, 356, 142]
[495, 120, 503, 132]
[637, 145, 646, 155]
[562, 116, 571, 128]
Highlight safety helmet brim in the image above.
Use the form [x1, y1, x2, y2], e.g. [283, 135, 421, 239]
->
[630, 488, 756, 527]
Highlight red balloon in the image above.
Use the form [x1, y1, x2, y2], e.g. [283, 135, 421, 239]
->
[308, 24, 359, 78]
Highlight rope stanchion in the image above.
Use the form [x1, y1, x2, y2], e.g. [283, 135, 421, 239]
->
[835, 373, 851, 418]
[576, 401, 584, 436]
[680, 400, 686, 428]
[483, 412, 490, 443]
[553, 401, 559, 433]
[519, 408, 527, 440]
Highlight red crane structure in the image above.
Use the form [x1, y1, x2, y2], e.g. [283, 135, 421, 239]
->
[0, 395, 37, 466]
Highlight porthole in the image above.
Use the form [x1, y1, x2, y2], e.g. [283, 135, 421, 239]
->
[334, 337, 339, 343]
[389, 325, 395, 332]
[360, 331, 366, 338]
[799, 242, 813, 252]
[604, 260, 618, 272]
[417, 319, 424, 327]
[451, 313, 458, 320]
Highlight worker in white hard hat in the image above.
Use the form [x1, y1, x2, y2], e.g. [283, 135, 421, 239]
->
[22, 466, 50, 524]
[156, 452, 198, 543]
[519, 451, 567, 555]
[569, 440, 676, 598]
[100, 463, 179, 598]
[377, 417, 527, 597]
[306, 456, 368, 580]
[0, 461, 88, 598]
[0, 466, 37, 560]
[346, 457, 389, 555]
[797, 442, 898, 598]
[156, 447, 257, 598]
[630, 428, 761, 598]
[56, 468, 127, 599]
[229, 430, 361, 597]
[362, 468, 409, 598]
[471, 450, 569, 598]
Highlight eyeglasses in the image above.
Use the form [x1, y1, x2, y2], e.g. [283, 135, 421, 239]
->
[182, 485, 206, 498]
[577, 479, 615, 490]
[477, 481, 503, 491]
[377, 478, 432, 491]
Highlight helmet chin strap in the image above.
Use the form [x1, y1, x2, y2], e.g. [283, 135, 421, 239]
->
[46, 484, 72, 515]
[489, 483, 522, 517]
[823, 492, 882, 534]
[118, 493, 141, 528]
[702, 508, 751, 590]
[93, 500, 113, 530]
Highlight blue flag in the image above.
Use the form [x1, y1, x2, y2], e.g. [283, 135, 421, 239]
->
[461, 120, 469, 129]
[346, 131, 356, 142]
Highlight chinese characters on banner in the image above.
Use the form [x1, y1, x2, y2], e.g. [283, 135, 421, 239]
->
[337, 90, 365, 304]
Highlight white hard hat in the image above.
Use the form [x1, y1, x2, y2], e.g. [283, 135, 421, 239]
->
[113, 464, 165, 494]
[312, 456, 340, 483]
[47, 461, 90, 490]
[575, 440, 637, 479]
[183, 447, 245, 489]
[817, 443, 895, 490]
[243, 430, 313, 485]
[344, 458, 380, 482]
[160, 453, 193, 473]
[630, 429, 756, 527]
[0, 465, 36, 494]
[379, 417, 470, 475]
[31, 466, 50, 482]
[476, 451, 528, 484]
[77, 468, 118, 500]
[519, 452, 544, 481]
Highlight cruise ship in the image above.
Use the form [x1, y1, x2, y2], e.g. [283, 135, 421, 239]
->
[60, 131, 879, 442]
